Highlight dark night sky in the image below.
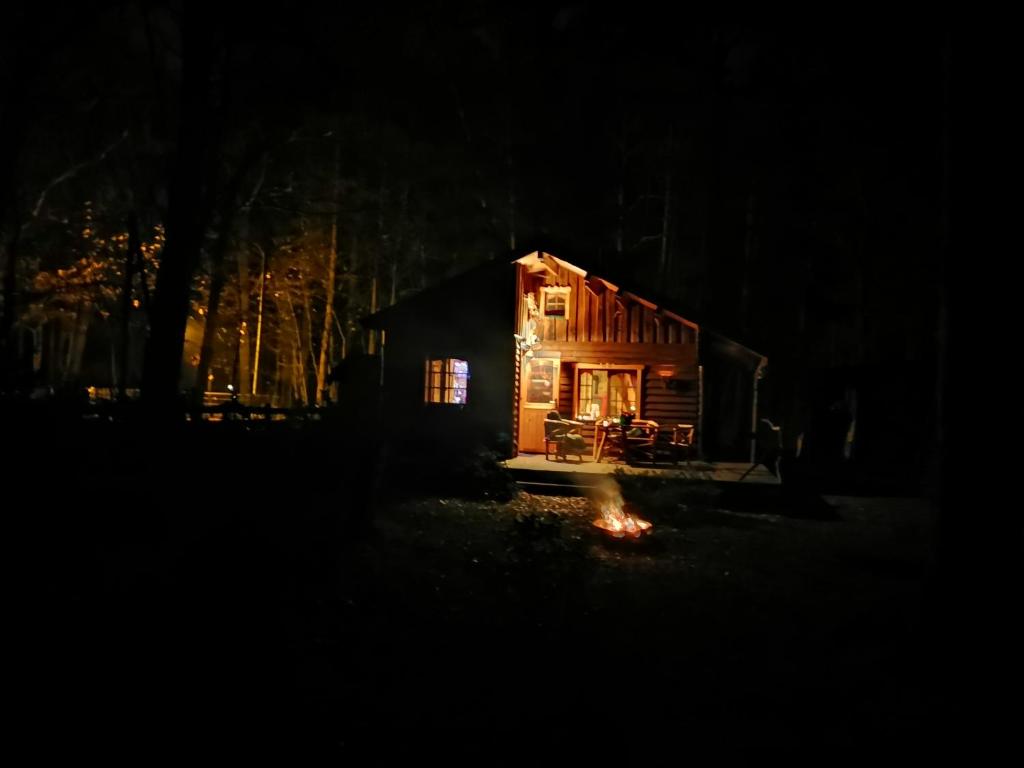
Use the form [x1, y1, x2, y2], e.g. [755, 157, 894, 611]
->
[5, 5, 945, 266]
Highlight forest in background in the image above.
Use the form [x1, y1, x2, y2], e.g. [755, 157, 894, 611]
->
[1, 5, 947, 461]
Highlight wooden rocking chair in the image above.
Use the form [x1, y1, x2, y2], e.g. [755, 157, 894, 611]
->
[544, 412, 586, 462]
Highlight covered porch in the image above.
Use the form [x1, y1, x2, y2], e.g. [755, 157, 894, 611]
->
[504, 452, 779, 493]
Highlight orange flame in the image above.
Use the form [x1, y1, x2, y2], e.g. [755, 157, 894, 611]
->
[589, 479, 652, 539]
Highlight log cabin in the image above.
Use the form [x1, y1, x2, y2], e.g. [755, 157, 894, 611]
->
[361, 251, 766, 461]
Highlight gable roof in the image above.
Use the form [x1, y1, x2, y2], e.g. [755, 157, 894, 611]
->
[514, 252, 767, 365]
[515, 251, 698, 331]
[362, 250, 766, 365]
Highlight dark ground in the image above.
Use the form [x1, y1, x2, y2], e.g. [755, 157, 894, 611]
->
[5, 414, 1015, 763]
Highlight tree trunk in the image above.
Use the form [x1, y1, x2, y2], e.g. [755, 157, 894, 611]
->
[0, 27, 31, 388]
[391, 184, 408, 306]
[615, 133, 626, 258]
[301, 277, 317, 378]
[64, 302, 92, 385]
[698, 40, 727, 320]
[739, 190, 756, 336]
[346, 234, 361, 354]
[659, 162, 673, 288]
[1, 224, 22, 386]
[251, 243, 267, 395]
[190, 152, 264, 405]
[507, 152, 516, 252]
[368, 167, 387, 355]
[236, 235, 251, 395]
[142, 8, 218, 413]
[315, 142, 340, 405]
[367, 276, 378, 355]
[192, 244, 229, 407]
[117, 214, 147, 396]
[315, 242, 337, 405]
[282, 284, 307, 405]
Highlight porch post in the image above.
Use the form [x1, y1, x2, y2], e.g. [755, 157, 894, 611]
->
[750, 358, 767, 464]
[697, 364, 704, 460]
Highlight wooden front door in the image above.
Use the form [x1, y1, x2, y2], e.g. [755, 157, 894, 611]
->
[518, 355, 560, 453]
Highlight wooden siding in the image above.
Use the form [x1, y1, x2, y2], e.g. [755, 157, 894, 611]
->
[374, 260, 518, 454]
[558, 362, 574, 415]
[512, 346, 522, 453]
[537, 340, 699, 442]
[525, 262, 696, 346]
[643, 368, 699, 428]
[539, 341, 697, 368]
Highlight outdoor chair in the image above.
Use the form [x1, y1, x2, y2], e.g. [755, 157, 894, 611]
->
[544, 411, 586, 462]
[670, 424, 695, 465]
[621, 420, 663, 465]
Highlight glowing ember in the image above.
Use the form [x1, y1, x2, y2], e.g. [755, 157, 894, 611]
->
[589, 479, 653, 539]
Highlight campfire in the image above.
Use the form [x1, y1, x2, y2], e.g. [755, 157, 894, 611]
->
[590, 480, 653, 540]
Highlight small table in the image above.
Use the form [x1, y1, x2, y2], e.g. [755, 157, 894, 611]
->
[594, 421, 659, 462]
[593, 423, 618, 461]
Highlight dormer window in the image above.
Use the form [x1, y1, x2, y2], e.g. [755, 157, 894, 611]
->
[545, 293, 566, 316]
[541, 286, 571, 318]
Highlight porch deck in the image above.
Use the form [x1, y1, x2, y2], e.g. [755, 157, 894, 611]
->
[504, 452, 778, 493]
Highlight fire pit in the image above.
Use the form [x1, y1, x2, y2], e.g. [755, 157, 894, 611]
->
[591, 498, 653, 541]
[587, 477, 654, 541]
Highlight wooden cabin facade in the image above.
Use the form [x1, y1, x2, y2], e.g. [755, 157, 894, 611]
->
[362, 251, 766, 461]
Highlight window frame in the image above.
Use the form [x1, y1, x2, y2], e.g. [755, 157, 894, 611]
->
[571, 363, 644, 421]
[424, 357, 470, 405]
[521, 355, 560, 410]
[540, 285, 571, 319]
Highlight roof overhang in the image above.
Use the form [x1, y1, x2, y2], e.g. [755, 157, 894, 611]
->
[514, 251, 587, 279]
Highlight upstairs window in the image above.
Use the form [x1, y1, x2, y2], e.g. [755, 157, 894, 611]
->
[541, 286, 570, 318]
[424, 358, 469, 405]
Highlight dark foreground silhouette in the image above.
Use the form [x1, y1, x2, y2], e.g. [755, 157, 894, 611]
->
[6, 410, 1017, 763]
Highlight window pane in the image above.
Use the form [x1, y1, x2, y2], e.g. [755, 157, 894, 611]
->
[431, 359, 443, 402]
[577, 371, 593, 418]
[427, 358, 470, 405]
[544, 291, 567, 317]
[594, 371, 608, 416]
[576, 369, 639, 419]
[526, 358, 555, 404]
[449, 358, 469, 404]
[424, 357, 477, 406]
[610, 372, 636, 414]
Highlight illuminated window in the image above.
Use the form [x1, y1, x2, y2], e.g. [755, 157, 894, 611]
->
[425, 358, 469, 404]
[523, 357, 557, 407]
[544, 293, 566, 316]
[541, 286, 570, 318]
[575, 367, 640, 419]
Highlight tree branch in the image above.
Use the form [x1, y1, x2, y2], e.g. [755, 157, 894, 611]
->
[29, 130, 129, 220]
